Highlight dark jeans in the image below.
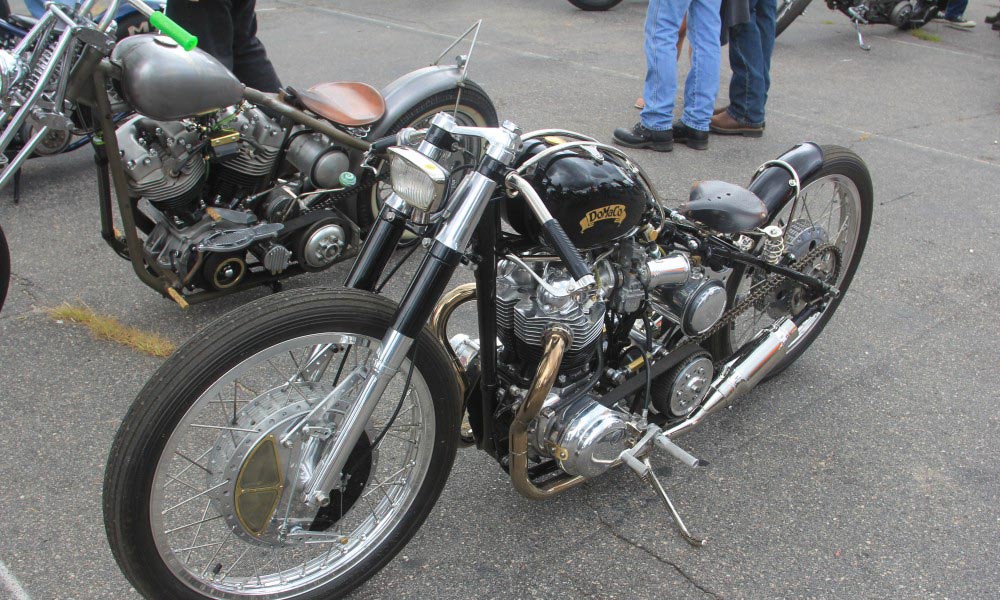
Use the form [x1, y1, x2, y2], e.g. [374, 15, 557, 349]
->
[166, 0, 282, 92]
[726, 0, 775, 127]
[943, 0, 969, 20]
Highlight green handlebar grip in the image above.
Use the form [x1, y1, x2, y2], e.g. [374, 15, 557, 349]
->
[149, 12, 198, 51]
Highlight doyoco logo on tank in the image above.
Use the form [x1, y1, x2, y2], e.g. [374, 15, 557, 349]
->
[580, 204, 627, 232]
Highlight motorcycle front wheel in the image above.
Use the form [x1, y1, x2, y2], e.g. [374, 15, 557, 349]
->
[709, 145, 873, 378]
[104, 289, 461, 599]
[366, 87, 497, 245]
[0, 224, 9, 312]
[776, 0, 815, 36]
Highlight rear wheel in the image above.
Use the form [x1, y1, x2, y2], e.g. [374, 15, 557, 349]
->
[776, 0, 815, 36]
[104, 289, 462, 599]
[365, 87, 497, 246]
[709, 145, 873, 377]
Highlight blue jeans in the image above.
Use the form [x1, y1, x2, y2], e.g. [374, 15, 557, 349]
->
[726, 0, 776, 128]
[640, 0, 722, 132]
[944, 0, 969, 20]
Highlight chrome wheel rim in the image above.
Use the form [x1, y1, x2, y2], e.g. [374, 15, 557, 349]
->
[149, 333, 434, 599]
[729, 173, 862, 351]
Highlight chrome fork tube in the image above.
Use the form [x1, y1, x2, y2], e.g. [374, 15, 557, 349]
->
[0, 126, 48, 188]
[302, 329, 413, 508]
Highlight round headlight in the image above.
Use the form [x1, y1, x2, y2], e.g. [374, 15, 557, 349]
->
[388, 146, 448, 212]
[0, 49, 24, 98]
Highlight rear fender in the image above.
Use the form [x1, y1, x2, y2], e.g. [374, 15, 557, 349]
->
[747, 142, 824, 222]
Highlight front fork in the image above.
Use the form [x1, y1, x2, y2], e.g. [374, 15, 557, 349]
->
[300, 170, 500, 507]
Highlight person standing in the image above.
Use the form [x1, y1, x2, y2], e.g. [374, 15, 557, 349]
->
[933, 0, 976, 28]
[710, 0, 774, 138]
[613, 0, 722, 152]
[166, 0, 283, 93]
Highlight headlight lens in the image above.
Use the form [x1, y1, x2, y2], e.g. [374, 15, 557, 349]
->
[388, 146, 448, 212]
[0, 50, 23, 98]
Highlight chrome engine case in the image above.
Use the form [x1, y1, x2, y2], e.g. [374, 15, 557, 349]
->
[530, 393, 629, 478]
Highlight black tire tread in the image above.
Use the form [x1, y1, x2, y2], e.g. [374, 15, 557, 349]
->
[104, 288, 462, 600]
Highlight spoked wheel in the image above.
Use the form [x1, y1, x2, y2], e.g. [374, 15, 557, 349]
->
[104, 289, 461, 599]
[710, 145, 873, 377]
[366, 87, 497, 246]
[0, 224, 9, 312]
[776, 0, 815, 36]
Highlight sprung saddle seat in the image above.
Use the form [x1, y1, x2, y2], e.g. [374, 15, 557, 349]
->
[679, 180, 769, 234]
[288, 82, 386, 127]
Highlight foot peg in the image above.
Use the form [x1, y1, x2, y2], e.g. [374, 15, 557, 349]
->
[620, 426, 707, 547]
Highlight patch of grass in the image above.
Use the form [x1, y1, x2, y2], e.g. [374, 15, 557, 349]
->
[46, 303, 176, 357]
[910, 29, 941, 42]
[858, 132, 871, 141]
[821, 19, 836, 24]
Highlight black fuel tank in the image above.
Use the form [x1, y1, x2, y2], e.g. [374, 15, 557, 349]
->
[112, 35, 244, 121]
[504, 139, 647, 249]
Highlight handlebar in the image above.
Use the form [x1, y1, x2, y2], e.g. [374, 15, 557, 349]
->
[120, 0, 198, 50]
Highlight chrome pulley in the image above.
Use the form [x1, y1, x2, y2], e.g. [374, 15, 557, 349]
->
[206, 384, 377, 546]
[652, 352, 715, 418]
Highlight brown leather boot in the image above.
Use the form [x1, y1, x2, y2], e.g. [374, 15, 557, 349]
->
[710, 111, 764, 138]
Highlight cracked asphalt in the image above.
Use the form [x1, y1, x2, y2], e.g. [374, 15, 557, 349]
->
[1, 0, 999, 598]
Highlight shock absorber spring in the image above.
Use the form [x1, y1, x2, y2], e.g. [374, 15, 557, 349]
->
[24, 45, 56, 92]
[761, 225, 785, 265]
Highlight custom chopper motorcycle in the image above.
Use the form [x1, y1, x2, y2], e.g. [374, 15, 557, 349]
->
[776, 0, 949, 49]
[0, 0, 496, 306]
[104, 109, 872, 599]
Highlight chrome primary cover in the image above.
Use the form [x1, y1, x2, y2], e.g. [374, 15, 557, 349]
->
[112, 35, 244, 120]
[532, 394, 629, 478]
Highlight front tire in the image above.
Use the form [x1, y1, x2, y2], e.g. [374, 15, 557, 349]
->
[709, 145, 873, 378]
[776, 0, 815, 36]
[104, 288, 462, 599]
[0, 225, 9, 312]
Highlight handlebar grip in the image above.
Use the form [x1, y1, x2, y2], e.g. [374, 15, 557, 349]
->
[541, 219, 591, 283]
[149, 12, 198, 51]
[368, 135, 397, 154]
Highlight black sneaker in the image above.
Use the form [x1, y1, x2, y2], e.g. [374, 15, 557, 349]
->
[671, 120, 709, 150]
[612, 123, 673, 152]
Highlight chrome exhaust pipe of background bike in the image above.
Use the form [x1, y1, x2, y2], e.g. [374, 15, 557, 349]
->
[664, 316, 801, 439]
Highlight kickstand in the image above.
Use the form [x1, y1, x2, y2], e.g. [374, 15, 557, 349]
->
[851, 19, 872, 51]
[641, 457, 707, 547]
[12, 168, 21, 204]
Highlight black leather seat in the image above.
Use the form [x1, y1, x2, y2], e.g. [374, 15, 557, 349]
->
[679, 180, 768, 234]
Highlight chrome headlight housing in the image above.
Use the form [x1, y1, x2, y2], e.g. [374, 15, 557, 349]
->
[0, 49, 24, 98]
[388, 146, 448, 212]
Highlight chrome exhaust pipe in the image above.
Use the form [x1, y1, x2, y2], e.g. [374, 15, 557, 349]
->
[664, 316, 800, 439]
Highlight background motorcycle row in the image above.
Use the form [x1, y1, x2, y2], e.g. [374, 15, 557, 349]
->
[0, 0, 997, 598]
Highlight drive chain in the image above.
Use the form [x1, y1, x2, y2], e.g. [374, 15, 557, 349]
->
[688, 243, 843, 345]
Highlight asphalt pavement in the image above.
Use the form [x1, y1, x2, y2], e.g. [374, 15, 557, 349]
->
[1, 0, 998, 598]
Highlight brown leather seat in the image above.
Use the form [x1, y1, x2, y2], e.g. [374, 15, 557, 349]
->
[296, 82, 386, 127]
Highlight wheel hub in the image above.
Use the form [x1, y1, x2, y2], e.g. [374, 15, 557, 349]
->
[207, 385, 376, 546]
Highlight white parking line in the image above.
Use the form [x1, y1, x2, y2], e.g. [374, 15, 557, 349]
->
[0, 559, 31, 600]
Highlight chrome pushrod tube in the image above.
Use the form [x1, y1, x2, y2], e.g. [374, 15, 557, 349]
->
[12, 10, 55, 55]
[0, 25, 76, 172]
[302, 329, 414, 508]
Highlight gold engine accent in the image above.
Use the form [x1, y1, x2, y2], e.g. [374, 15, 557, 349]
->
[509, 325, 585, 500]
[429, 283, 478, 400]
[234, 434, 284, 537]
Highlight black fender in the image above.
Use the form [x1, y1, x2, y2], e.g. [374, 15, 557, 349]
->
[747, 142, 824, 221]
[366, 65, 497, 142]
